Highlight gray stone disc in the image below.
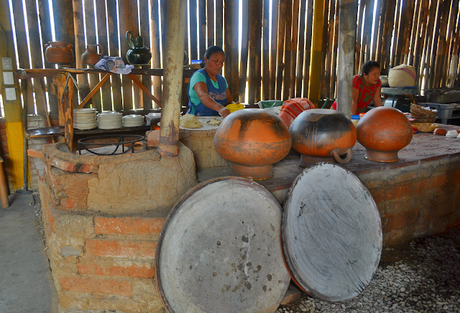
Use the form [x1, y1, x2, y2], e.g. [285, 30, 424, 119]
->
[155, 177, 290, 313]
[282, 163, 382, 302]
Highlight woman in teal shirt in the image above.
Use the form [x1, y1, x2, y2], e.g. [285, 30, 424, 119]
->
[187, 46, 233, 117]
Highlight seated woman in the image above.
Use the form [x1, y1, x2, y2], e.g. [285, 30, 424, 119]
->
[331, 60, 383, 114]
[187, 46, 232, 117]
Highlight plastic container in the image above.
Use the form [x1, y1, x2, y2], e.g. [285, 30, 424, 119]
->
[351, 115, 360, 126]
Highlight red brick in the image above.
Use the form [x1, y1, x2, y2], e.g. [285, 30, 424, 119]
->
[59, 276, 132, 296]
[86, 239, 156, 258]
[77, 262, 155, 278]
[383, 208, 420, 232]
[95, 217, 165, 235]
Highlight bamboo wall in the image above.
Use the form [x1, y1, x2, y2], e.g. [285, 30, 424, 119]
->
[2, 0, 460, 119]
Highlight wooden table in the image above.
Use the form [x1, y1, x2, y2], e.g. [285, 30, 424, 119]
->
[17, 68, 197, 151]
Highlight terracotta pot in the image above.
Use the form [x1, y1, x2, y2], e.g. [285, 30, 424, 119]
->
[81, 44, 103, 66]
[214, 109, 291, 180]
[44, 41, 74, 64]
[356, 106, 413, 162]
[289, 109, 357, 167]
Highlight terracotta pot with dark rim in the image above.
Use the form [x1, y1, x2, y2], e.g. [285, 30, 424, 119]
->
[356, 106, 413, 162]
[214, 109, 292, 180]
[44, 41, 74, 64]
[289, 109, 357, 167]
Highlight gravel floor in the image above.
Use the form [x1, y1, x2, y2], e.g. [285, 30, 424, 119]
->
[277, 227, 460, 313]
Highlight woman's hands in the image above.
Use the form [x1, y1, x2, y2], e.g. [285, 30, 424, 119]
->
[218, 106, 230, 118]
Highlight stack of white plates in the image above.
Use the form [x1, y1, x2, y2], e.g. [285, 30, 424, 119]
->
[74, 108, 97, 130]
[122, 114, 145, 127]
[97, 111, 122, 129]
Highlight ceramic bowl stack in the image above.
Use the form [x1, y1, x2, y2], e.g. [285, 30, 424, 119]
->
[97, 111, 122, 129]
[122, 114, 145, 127]
[74, 108, 97, 130]
[146, 112, 161, 126]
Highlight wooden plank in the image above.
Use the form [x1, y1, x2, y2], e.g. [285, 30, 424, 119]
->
[295, 0, 307, 97]
[24, 0, 48, 119]
[140, 0, 151, 110]
[329, 1, 339, 99]
[189, 0, 198, 60]
[72, 0, 90, 110]
[355, 0, 365, 72]
[413, 0, 430, 88]
[262, 0, 271, 99]
[95, 0, 113, 111]
[433, 0, 450, 87]
[12, 0, 35, 115]
[282, 0, 293, 100]
[118, 0, 137, 112]
[52, 0, 75, 49]
[319, 0, 329, 99]
[215, 0, 224, 48]
[248, 0, 263, 104]
[150, 0, 162, 108]
[107, 0, 122, 112]
[399, 0, 415, 65]
[198, 0, 206, 57]
[127, 74, 161, 107]
[207, 0, 214, 48]
[239, 0, 250, 103]
[289, 0, 299, 98]
[302, 0, 313, 100]
[224, 0, 239, 100]
[77, 73, 112, 109]
[37, 0, 59, 117]
[269, 0, 280, 99]
[276, 0, 287, 100]
[84, 0, 102, 112]
[380, 0, 396, 70]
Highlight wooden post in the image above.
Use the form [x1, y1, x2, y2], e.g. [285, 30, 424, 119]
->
[159, 0, 186, 157]
[336, 0, 358, 117]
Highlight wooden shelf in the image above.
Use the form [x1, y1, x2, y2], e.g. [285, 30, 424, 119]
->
[28, 125, 151, 138]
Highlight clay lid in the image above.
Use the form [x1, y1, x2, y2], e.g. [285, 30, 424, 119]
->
[282, 163, 382, 301]
[155, 177, 290, 313]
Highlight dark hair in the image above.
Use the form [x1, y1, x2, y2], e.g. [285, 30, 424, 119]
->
[361, 60, 380, 75]
[201, 46, 225, 68]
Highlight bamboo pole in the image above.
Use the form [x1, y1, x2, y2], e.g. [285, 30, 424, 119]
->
[159, 0, 186, 157]
[336, 0, 358, 117]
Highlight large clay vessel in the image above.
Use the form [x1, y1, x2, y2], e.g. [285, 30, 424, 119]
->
[356, 106, 413, 162]
[126, 31, 152, 65]
[81, 44, 103, 66]
[214, 109, 291, 180]
[44, 41, 74, 64]
[289, 109, 357, 167]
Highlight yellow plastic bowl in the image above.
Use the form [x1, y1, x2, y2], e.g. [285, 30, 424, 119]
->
[226, 103, 245, 113]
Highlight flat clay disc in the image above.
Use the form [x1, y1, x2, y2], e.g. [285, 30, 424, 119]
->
[282, 163, 382, 302]
[156, 177, 290, 313]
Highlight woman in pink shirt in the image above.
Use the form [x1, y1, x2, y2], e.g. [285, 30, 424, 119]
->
[331, 60, 383, 114]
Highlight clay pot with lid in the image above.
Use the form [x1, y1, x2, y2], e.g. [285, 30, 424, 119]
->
[44, 41, 74, 64]
[214, 109, 292, 180]
[356, 106, 413, 162]
[289, 109, 357, 167]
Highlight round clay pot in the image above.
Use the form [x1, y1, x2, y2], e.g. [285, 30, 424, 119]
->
[214, 109, 291, 180]
[356, 106, 413, 162]
[44, 41, 74, 64]
[289, 109, 357, 167]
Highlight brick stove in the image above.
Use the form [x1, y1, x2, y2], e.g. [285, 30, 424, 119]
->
[33, 142, 196, 312]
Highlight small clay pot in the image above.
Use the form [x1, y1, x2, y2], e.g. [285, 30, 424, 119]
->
[289, 109, 357, 167]
[214, 109, 292, 180]
[356, 107, 413, 162]
[81, 44, 103, 66]
[44, 41, 74, 64]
